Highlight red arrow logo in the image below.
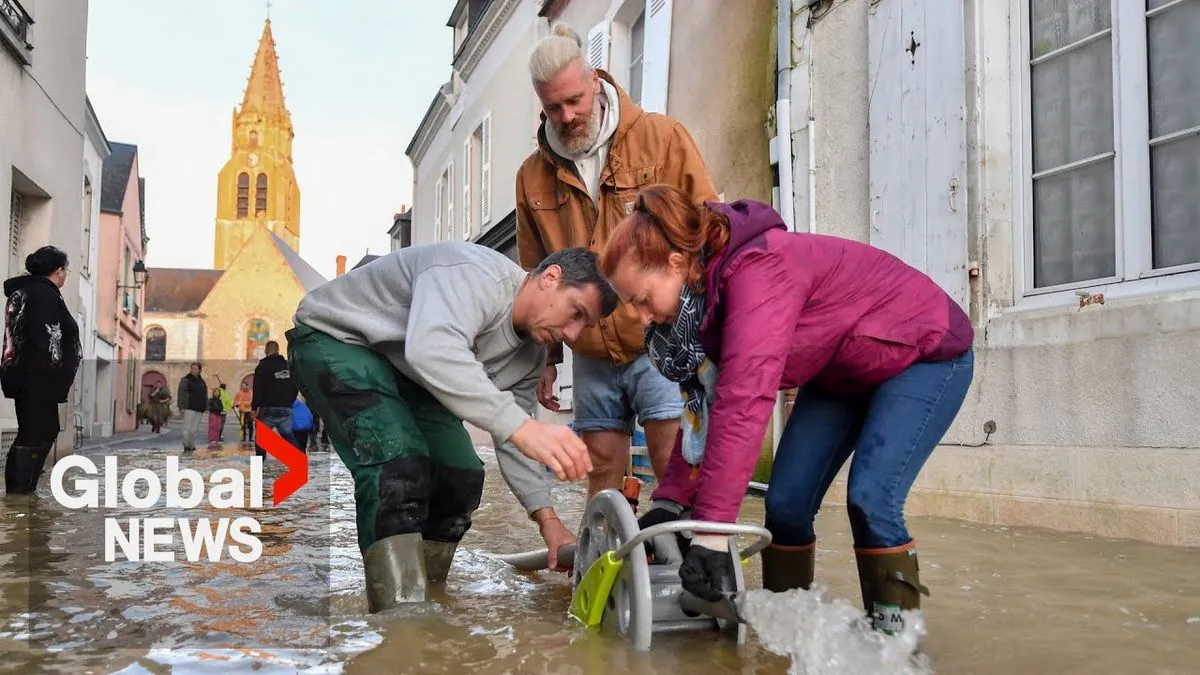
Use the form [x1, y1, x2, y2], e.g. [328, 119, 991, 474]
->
[256, 420, 309, 506]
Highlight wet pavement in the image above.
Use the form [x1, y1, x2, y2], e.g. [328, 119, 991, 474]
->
[0, 426, 1197, 674]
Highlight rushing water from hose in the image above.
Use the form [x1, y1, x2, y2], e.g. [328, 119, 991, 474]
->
[739, 587, 932, 674]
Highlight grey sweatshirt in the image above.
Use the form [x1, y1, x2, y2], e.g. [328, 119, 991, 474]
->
[292, 241, 555, 515]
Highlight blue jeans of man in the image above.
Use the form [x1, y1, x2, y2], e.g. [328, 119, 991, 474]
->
[255, 406, 296, 457]
[764, 348, 975, 550]
[571, 353, 683, 433]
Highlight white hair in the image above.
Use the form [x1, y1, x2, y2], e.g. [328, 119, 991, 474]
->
[529, 22, 591, 84]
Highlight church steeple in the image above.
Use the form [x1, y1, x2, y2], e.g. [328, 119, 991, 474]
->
[212, 18, 302, 270]
[241, 20, 290, 122]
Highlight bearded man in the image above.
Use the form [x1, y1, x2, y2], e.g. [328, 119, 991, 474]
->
[513, 22, 719, 553]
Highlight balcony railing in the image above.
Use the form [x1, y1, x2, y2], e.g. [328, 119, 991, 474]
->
[0, 0, 33, 66]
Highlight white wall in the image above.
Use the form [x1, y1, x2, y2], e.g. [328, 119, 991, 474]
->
[79, 102, 110, 438]
[0, 0, 91, 450]
[409, 0, 542, 247]
[789, 0, 1200, 545]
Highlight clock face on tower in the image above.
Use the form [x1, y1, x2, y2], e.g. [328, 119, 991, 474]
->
[248, 152, 259, 167]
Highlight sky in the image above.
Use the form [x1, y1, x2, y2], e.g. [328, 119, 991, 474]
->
[86, 0, 457, 280]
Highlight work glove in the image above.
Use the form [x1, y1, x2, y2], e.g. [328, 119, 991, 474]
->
[638, 500, 684, 562]
[679, 534, 734, 603]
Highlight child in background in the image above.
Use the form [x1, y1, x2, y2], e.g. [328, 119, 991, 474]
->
[206, 388, 225, 444]
[291, 396, 313, 453]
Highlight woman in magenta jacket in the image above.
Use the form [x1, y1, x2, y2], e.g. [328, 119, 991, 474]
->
[599, 185, 974, 636]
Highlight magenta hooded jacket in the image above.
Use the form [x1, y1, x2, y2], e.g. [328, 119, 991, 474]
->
[650, 199, 974, 523]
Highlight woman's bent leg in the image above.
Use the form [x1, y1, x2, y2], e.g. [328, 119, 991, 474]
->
[761, 386, 866, 591]
[845, 348, 974, 633]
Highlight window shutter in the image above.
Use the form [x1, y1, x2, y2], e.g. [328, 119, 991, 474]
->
[462, 139, 472, 239]
[447, 161, 455, 241]
[434, 178, 443, 242]
[639, 0, 672, 114]
[867, 0, 968, 310]
[586, 21, 610, 70]
[480, 114, 492, 226]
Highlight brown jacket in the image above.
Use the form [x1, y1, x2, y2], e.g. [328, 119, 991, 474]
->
[515, 71, 718, 366]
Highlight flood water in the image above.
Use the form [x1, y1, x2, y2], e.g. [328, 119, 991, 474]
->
[0, 436, 1197, 674]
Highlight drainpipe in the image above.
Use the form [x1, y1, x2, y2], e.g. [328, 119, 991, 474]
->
[805, 6, 817, 235]
[775, 0, 796, 231]
[762, 0, 797, 477]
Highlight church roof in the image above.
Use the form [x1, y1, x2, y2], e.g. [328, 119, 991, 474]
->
[241, 19, 290, 121]
[101, 142, 137, 214]
[270, 232, 327, 291]
[143, 268, 224, 313]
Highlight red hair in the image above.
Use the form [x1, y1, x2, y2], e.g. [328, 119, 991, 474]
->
[599, 184, 729, 291]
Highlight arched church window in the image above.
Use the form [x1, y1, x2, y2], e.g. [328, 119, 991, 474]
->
[255, 174, 268, 216]
[246, 319, 270, 360]
[145, 326, 167, 362]
[237, 173, 250, 218]
[249, 130, 259, 147]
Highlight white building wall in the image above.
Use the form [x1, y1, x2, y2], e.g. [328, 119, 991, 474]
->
[0, 0, 91, 452]
[789, 0, 1200, 546]
[409, 0, 542, 248]
[79, 99, 112, 439]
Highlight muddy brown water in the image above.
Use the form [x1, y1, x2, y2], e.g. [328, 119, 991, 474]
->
[0, 441, 1196, 674]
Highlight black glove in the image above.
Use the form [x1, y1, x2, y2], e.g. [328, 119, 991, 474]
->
[638, 501, 684, 562]
[679, 542, 735, 603]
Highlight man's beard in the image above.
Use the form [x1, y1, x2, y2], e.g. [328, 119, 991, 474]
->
[553, 92, 604, 155]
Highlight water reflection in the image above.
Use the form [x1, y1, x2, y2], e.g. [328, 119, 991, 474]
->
[0, 443, 1195, 674]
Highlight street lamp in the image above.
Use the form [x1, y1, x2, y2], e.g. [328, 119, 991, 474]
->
[118, 260, 148, 291]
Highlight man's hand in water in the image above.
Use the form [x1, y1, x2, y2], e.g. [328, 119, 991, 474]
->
[509, 420, 592, 481]
[534, 508, 575, 572]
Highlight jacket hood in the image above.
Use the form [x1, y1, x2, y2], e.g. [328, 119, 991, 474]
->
[4, 274, 57, 298]
[705, 199, 787, 278]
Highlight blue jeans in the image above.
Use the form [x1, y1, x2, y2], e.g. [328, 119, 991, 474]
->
[255, 406, 296, 456]
[571, 352, 683, 434]
[764, 348, 975, 550]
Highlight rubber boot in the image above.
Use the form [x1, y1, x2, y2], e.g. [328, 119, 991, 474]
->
[761, 542, 815, 592]
[5, 445, 50, 495]
[854, 543, 931, 635]
[363, 532, 428, 613]
[422, 539, 458, 584]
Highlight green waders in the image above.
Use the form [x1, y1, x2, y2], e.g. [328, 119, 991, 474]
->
[285, 324, 485, 612]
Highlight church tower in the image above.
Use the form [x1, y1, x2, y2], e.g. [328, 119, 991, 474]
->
[213, 19, 301, 270]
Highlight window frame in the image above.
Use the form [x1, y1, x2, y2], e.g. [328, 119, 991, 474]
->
[1013, 0, 1200, 308]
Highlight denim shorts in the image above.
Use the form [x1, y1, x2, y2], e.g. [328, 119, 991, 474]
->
[571, 352, 683, 434]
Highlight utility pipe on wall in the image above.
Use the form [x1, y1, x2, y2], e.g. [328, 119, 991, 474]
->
[776, 0, 796, 231]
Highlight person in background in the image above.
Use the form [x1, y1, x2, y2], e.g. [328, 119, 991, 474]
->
[291, 396, 313, 453]
[217, 383, 233, 442]
[146, 384, 172, 433]
[234, 381, 254, 443]
[206, 388, 224, 445]
[252, 340, 298, 454]
[0, 246, 81, 494]
[515, 22, 719, 511]
[599, 185, 974, 638]
[176, 363, 208, 452]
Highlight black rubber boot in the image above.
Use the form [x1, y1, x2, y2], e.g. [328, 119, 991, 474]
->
[363, 532, 428, 612]
[761, 542, 815, 592]
[854, 543, 931, 635]
[5, 445, 51, 495]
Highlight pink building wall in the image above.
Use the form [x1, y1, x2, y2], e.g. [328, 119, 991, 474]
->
[96, 154, 145, 433]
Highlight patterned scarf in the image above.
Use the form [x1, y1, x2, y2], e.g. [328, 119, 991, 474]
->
[646, 283, 717, 466]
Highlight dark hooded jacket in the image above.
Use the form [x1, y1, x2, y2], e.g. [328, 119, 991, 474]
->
[0, 275, 82, 403]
